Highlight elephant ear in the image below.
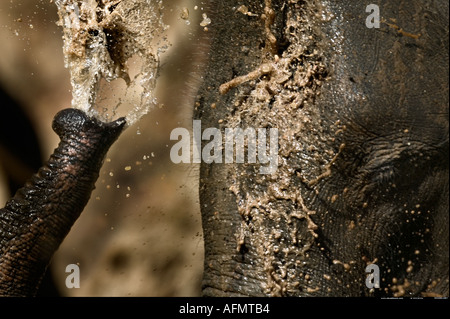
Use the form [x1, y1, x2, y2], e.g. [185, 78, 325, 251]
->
[0, 108, 125, 297]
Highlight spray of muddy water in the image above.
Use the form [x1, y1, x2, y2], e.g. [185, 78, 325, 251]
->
[55, 0, 168, 126]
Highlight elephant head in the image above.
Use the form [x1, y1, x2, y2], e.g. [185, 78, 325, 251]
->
[195, 0, 448, 297]
[0, 0, 447, 298]
[0, 108, 125, 296]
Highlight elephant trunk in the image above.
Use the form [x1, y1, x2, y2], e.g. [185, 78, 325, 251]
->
[0, 108, 125, 296]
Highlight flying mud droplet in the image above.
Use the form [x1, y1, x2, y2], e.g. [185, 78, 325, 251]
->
[180, 7, 189, 20]
[237, 5, 258, 17]
[200, 13, 211, 27]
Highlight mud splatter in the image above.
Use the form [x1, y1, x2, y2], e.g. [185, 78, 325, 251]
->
[222, 1, 345, 296]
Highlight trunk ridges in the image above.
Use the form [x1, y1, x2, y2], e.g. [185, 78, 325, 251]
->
[0, 108, 125, 296]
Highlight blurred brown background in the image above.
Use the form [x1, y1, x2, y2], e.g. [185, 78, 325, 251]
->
[0, 0, 209, 296]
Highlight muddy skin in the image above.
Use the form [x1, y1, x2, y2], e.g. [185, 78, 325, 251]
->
[195, 0, 448, 297]
[0, 108, 125, 296]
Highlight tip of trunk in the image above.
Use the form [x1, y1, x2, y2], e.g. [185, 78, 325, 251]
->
[52, 108, 126, 143]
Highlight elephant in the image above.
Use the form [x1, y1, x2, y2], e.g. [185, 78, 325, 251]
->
[0, 0, 448, 297]
[194, 0, 448, 297]
[0, 108, 125, 296]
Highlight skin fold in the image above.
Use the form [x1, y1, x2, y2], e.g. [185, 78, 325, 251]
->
[0, 108, 125, 296]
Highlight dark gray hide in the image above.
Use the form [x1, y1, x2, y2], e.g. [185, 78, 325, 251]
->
[0, 109, 125, 296]
[195, 0, 448, 297]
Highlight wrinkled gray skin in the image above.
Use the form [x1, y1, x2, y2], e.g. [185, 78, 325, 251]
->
[0, 0, 447, 298]
[196, 0, 448, 296]
[0, 109, 125, 296]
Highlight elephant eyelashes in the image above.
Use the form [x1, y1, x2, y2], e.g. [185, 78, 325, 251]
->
[357, 143, 413, 189]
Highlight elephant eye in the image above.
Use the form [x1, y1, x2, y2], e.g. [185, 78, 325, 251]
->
[359, 140, 434, 192]
[356, 146, 400, 188]
[371, 163, 397, 186]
